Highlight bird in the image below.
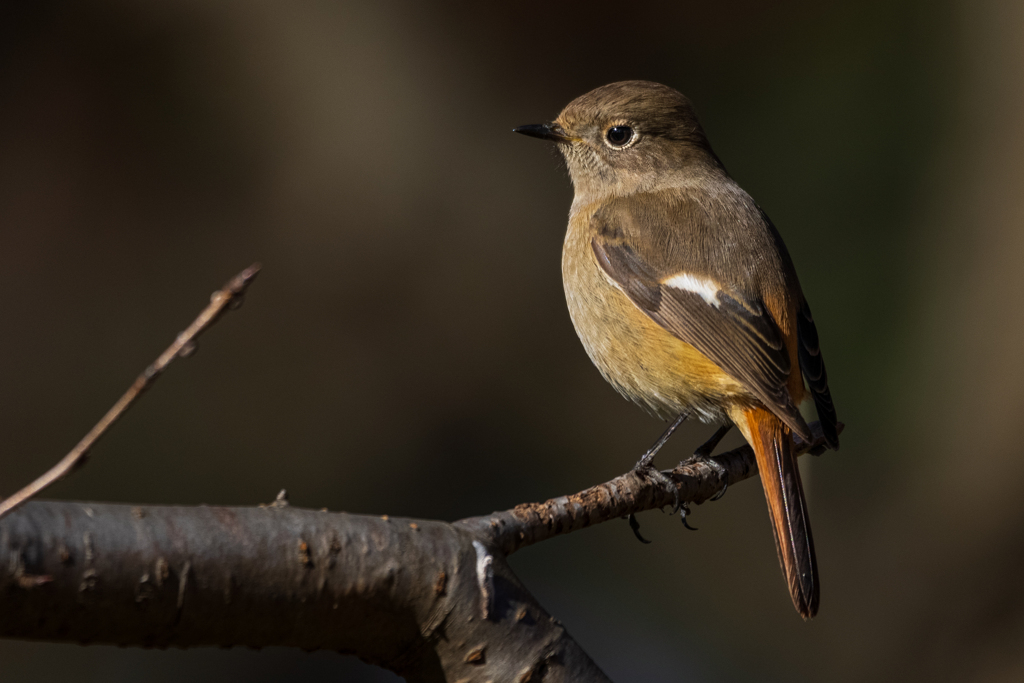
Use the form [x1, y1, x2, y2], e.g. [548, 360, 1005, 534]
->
[514, 81, 839, 619]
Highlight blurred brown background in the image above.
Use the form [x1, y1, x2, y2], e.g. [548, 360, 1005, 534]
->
[2, 0, 1023, 681]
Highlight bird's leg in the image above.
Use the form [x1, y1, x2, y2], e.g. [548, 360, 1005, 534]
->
[681, 424, 731, 501]
[690, 424, 731, 461]
[634, 411, 690, 471]
[627, 412, 690, 540]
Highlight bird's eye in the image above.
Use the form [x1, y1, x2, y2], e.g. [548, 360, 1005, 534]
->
[605, 126, 634, 147]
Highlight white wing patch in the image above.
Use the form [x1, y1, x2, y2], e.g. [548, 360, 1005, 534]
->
[662, 273, 722, 307]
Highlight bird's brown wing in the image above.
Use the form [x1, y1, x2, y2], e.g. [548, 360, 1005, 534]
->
[591, 209, 811, 441]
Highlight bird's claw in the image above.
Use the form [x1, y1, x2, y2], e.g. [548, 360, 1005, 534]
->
[679, 502, 698, 531]
[627, 513, 652, 544]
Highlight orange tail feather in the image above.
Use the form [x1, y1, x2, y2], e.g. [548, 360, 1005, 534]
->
[738, 406, 819, 619]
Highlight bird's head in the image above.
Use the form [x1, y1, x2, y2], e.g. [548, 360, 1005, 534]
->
[515, 81, 721, 200]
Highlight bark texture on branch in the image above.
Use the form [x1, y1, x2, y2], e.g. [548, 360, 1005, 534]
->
[0, 422, 837, 681]
[0, 500, 610, 683]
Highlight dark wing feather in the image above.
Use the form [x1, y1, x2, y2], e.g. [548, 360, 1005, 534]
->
[797, 301, 839, 449]
[593, 238, 811, 440]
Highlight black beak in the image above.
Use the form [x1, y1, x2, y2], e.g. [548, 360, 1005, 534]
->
[513, 123, 572, 143]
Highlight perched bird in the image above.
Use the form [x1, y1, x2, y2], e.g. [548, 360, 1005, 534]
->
[515, 81, 839, 619]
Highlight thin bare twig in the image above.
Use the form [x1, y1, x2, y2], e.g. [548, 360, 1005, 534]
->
[0, 264, 261, 521]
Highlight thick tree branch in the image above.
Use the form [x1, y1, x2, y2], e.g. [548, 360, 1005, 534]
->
[0, 424, 837, 682]
[0, 499, 611, 683]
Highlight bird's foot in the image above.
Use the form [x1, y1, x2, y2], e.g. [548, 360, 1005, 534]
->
[629, 454, 681, 545]
[679, 424, 731, 501]
[633, 458, 682, 514]
[625, 411, 691, 544]
[680, 451, 730, 501]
